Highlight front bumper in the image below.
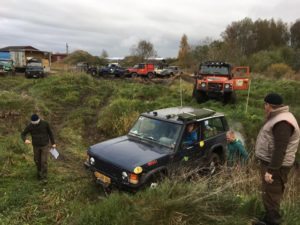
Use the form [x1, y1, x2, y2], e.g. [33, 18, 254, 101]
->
[84, 161, 143, 192]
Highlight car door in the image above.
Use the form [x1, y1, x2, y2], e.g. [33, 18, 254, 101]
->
[199, 117, 227, 158]
[173, 122, 202, 163]
[232, 66, 250, 90]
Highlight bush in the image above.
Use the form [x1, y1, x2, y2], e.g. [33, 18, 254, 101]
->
[266, 63, 295, 79]
[97, 98, 144, 137]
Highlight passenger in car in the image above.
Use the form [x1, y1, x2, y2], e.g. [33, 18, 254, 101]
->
[183, 123, 198, 145]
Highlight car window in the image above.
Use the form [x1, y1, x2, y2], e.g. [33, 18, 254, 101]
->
[129, 116, 182, 148]
[138, 64, 145, 69]
[203, 117, 224, 139]
[181, 122, 200, 146]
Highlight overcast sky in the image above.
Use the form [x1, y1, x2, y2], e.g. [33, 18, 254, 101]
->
[0, 0, 299, 57]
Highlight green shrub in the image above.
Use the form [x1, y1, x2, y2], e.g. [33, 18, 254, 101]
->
[97, 98, 144, 137]
[266, 63, 295, 79]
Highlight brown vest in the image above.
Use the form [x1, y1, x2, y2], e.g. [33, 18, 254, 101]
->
[255, 106, 300, 167]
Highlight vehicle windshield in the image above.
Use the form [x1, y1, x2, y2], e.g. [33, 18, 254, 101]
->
[129, 116, 182, 149]
[27, 62, 42, 67]
[200, 65, 229, 75]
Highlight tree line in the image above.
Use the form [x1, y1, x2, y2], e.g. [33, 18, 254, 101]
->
[179, 18, 300, 75]
[65, 17, 300, 76]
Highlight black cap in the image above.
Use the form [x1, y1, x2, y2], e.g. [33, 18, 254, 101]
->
[31, 114, 39, 122]
[264, 93, 283, 105]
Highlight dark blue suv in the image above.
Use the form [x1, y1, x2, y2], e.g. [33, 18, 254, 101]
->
[85, 107, 229, 192]
[98, 64, 126, 77]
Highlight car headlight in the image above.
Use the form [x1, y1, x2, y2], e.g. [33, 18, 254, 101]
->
[122, 171, 128, 180]
[89, 157, 95, 165]
[224, 84, 231, 89]
[201, 83, 206, 88]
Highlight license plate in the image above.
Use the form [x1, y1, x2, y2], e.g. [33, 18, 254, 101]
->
[94, 171, 111, 184]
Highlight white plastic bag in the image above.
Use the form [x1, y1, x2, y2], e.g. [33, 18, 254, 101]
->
[50, 148, 59, 159]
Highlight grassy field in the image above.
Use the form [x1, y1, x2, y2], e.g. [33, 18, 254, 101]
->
[0, 73, 299, 225]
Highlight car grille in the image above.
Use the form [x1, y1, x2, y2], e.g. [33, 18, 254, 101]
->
[208, 83, 223, 91]
[94, 157, 122, 180]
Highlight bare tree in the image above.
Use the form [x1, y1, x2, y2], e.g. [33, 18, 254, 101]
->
[100, 49, 108, 58]
[131, 40, 157, 61]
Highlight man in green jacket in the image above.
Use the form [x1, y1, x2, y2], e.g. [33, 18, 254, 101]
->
[226, 131, 248, 167]
[21, 114, 56, 181]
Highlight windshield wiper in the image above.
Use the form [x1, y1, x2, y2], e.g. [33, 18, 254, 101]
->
[128, 132, 142, 138]
[143, 136, 156, 142]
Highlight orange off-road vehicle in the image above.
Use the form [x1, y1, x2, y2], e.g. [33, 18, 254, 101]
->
[125, 63, 155, 79]
[193, 61, 250, 104]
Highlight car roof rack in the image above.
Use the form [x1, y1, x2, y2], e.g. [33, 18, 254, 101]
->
[177, 108, 215, 121]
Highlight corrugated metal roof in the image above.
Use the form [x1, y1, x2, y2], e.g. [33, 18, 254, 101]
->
[0, 46, 39, 52]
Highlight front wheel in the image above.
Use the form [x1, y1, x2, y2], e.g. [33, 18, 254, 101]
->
[143, 171, 166, 190]
[223, 92, 236, 104]
[207, 153, 221, 175]
[193, 89, 208, 103]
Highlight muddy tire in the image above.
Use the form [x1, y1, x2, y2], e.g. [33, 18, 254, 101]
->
[223, 92, 236, 104]
[144, 171, 166, 189]
[147, 72, 155, 79]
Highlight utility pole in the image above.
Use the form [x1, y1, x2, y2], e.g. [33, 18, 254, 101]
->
[66, 43, 69, 55]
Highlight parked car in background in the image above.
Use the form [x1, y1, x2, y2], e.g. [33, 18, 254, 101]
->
[76, 62, 89, 72]
[85, 106, 229, 193]
[125, 63, 155, 79]
[98, 63, 126, 77]
[25, 59, 45, 78]
[159, 66, 182, 77]
[86, 66, 98, 76]
[0, 59, 15, 76]
[154, 64, 166, 76]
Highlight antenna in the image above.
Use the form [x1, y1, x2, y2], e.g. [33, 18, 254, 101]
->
[245, 79, 251, 113]
[180, 75, 183, 108]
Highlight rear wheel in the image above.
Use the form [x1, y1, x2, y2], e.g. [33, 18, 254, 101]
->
[147, 72, 155, 79]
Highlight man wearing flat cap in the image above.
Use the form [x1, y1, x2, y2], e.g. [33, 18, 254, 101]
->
[21, 114, 56, 182]
[253, 93, 300, 225]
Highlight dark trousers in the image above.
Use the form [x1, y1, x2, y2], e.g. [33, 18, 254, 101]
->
[33, 145, 49, 179]
[260, 162, 291, 225]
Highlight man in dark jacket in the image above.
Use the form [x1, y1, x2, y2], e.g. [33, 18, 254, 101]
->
[21, 114, 56, 181]
[253, 93, 300, 225]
